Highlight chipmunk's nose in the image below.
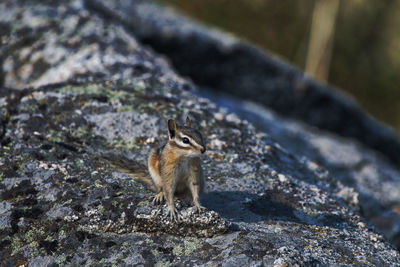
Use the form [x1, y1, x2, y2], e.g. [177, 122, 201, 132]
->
[201, 147, 206, 154]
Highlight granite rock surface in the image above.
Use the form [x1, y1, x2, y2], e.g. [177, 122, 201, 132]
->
[87, 0, 400, 168]
[1, 0, 400, 266]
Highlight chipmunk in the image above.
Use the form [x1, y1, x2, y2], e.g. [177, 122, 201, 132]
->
[102, 116, 206, 221]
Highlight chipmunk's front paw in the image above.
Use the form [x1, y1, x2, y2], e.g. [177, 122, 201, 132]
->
[193, 201, 205, 213]
[153, 192, 164, 204]
[167, 206, 179, 221]
[195, 204, 205, 213]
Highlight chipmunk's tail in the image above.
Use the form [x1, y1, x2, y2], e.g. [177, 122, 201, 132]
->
[99, 151, 156, 191]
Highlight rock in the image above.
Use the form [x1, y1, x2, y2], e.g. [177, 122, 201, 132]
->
[46, 205, 73, 220]
[133, 202, 229, 238]
[85, 111, 161, 141]
[212, 98, 400, 246]
[29, 256, 55, 267]
[87, 0, 400, 167]
[0, 201, 12, 230]
[0, 0, 400, 266]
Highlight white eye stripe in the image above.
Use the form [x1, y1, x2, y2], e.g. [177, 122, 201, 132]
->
[176, 140, 191, 147]
[179, 134, 193, 143]
[192, 143, 204, 150]
[178, 133, 203, 149]
[178, 133, 189, 139]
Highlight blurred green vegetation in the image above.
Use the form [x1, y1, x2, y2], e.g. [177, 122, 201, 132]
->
[158, 0, 400, 134]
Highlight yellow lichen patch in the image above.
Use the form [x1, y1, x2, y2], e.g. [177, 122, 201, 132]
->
[184, 237, 201, 255]
[172, 245, 183, 256]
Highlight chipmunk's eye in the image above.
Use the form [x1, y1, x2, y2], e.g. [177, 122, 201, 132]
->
[182, 137, 190, 144]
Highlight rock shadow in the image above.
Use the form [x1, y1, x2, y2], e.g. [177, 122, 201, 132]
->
[202, 190, 356, 230]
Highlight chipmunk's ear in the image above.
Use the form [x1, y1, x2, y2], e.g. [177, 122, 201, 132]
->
[168, 119, 177, 139]
[185, 116, 191, 127]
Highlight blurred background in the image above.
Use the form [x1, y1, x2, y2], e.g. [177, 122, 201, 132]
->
[157, 0, 400, 134]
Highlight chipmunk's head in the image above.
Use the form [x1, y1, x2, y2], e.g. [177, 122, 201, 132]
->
[167, 117, 206, 156]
